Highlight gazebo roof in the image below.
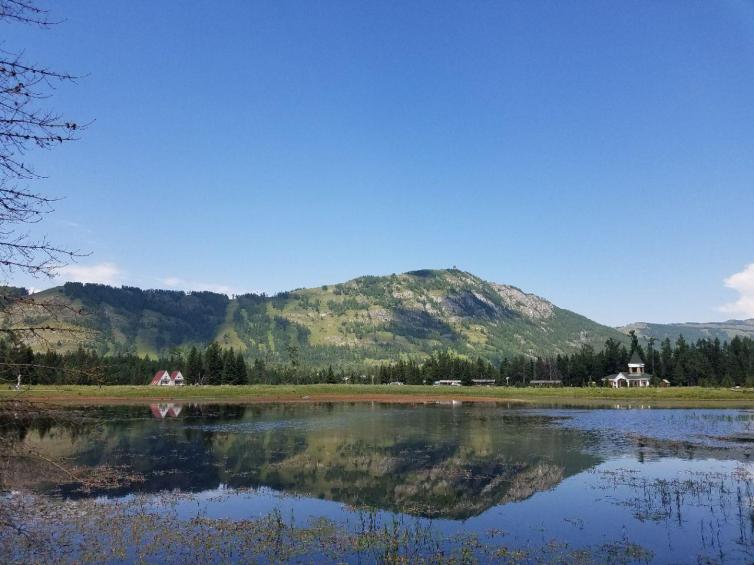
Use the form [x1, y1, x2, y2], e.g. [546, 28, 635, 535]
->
[629, 350, 645, 365]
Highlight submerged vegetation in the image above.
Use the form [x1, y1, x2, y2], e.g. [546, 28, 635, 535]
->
[1, 492, 657, 564]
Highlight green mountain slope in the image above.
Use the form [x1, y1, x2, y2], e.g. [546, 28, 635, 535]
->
[7, 269, 626, 366]
[619, 319, 754, 343]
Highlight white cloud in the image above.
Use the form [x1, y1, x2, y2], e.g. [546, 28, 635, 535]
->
[161, 276, 238, 296]
[719, 263, 754, 319]
[57, 262, 122, 285]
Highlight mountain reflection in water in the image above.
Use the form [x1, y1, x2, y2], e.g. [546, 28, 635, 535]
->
[1, 402, 600, 518]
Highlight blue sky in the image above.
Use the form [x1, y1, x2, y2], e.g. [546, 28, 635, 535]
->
[4, 0, 754, 326]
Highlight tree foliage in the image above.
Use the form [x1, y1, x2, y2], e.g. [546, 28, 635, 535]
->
[3, 334, 753, 388]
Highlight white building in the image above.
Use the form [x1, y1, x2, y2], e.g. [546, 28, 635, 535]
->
[603, 351, 651, 388]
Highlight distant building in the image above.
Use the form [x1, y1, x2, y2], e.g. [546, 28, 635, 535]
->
[150, 370, 185, 386]
[529, 379, 562, 387]
[602, 351, 651, 388]
[433, 379, 462, 386]
[150, 370, 171, 386]
[471, 379, 496, 386]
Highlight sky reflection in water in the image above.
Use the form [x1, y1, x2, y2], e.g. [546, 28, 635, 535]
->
[6, 402, 754, 563]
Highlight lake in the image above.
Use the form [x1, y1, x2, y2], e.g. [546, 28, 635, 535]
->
[3, 401, 754, 563]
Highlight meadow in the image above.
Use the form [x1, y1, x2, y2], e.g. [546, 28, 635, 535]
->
[3, 383, 754, 404]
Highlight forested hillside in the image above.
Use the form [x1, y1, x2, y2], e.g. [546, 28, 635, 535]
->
[619, 320, 754, 343]
[2, 269, 626, 367]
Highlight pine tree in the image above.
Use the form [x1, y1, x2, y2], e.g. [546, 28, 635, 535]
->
[251, 358, 267, 384]
[659, 338, 673, 379]
[234, 352, 248, 385]
[627, 330, 645, 361]
[204, 342, 223, 385]
[221, 348, 235, 385]
[461, 363, 473, 386]
[602, 338, 625, 375]
[186, 346, 203, 384]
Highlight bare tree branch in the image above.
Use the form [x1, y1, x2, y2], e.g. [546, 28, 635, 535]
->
[0, 0, 57, 26]
[0, 0, 90, 347]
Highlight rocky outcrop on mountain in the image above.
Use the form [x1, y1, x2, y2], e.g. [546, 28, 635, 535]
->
[491, 283, 554, 320]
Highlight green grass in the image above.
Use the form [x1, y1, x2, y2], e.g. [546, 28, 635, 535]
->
[3, 384, 754, 403]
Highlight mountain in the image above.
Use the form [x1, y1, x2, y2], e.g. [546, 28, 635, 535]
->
[619, 319, 754, 343]
[5, 269, 626, 366]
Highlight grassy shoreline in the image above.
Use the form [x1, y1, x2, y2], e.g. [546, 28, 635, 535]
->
[2, 384, 754, 405]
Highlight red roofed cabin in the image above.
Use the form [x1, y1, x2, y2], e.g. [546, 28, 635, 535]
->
[150, 370, 185, 386]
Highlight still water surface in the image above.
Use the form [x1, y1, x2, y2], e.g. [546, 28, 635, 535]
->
[5, 401, 754, 563]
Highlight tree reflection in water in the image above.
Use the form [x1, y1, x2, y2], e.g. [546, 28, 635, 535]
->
[1, 402, 599, 518]
[4, 402, 754, 563]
